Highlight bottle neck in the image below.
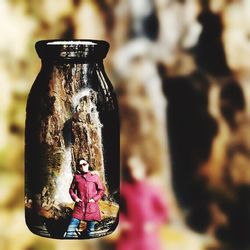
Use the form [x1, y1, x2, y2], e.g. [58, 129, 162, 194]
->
[41, 58, 104, 66]
[39, 60, 106, 92]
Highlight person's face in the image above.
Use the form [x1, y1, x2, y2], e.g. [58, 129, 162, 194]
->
[79, 160, 89, 173]
[128, 156, 146, 181]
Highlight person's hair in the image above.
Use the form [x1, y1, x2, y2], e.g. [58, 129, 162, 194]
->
[121, 153, 136, 183]
[78, 158, 88, 164]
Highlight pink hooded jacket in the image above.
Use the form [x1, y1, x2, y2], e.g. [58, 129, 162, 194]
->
[117, 180, 168, 250]
[69, 171, 105, 221]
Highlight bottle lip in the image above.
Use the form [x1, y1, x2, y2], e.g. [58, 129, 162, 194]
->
[35, 39, 110, 61]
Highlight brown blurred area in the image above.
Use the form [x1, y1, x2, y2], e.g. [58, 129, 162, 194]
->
[1, 0, 250, 249]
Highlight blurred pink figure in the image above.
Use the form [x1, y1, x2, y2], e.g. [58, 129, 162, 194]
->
[117, 155, 168, 250]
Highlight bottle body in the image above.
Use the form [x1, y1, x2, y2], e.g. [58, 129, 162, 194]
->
[25, 40, 119, 239]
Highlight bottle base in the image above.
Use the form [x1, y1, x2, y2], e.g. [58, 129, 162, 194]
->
[25, 213, 119, 239]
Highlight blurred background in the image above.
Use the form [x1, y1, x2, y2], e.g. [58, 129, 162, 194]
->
[0, 0, 250, 249]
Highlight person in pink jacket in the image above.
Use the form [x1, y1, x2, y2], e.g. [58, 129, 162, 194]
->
[64, 158, 105, 238]
[117, 155, 169, 250]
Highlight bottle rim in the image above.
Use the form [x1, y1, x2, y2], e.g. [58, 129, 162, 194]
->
[35, 39, 110, 61]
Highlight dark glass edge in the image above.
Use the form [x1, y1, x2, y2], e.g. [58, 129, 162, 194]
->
[25, 210, 120, 240]
[36, 39, 109, 45]
[35, 39, 110, 60]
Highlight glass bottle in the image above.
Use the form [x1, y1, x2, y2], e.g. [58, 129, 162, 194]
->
[25, 40, 119, 239]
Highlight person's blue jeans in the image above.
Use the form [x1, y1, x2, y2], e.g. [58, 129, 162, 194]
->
[86, 220, 96, 236]
[65, 218, 96, 238]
